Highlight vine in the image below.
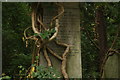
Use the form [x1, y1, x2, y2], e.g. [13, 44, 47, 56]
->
[24, 2, 70, 79]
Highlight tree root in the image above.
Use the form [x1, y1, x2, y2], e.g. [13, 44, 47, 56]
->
[25, 2, 71, 79]
[61, 46, 69, 79]
[55, 40, 69, 78]
[43, 46, 52, 67]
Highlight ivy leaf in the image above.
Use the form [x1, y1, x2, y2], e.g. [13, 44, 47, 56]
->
[32, 72, 38, 77]
[33, 33, 39, 36]
[40, 33, 47, 39]
[2, 76, 11, 79]
[50, 28, 56, 33]
[31, 64, 36, 67]
[18, 65, 23, 69]
[38, 28, 56, 39]
[36, 56, 39, 60]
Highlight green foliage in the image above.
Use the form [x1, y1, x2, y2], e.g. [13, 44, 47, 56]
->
[80, 3, 100, 78]
[33, 33, 39, 36]
[80, 2, 120, 78]
[2, 2, 120, 79]
[2, 64, 61, 79]
[31, 65, 61, 78]
[3, 53, 31, 76]
[18, 65, 27, 76]
[33, 28, 56, 39]
[0, 76, 11, 80]
[35, 56, 39, 60]
[2, 2, 31, 54]
[2, 2, 32, 76]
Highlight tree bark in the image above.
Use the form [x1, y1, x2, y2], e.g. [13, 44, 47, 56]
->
[95, 6, 107, 73]
[95, 6, 120, 78]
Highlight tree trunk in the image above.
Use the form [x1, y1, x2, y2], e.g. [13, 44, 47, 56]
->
[95, 6, 107, 74]
[39, 2, 82, 78]
[95, 5, 120, 78]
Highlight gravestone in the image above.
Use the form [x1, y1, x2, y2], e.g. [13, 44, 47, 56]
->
[40, 2, 82, 78]
[103, 54, 120, 78]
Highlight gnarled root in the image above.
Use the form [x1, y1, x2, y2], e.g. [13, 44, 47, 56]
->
[55, 40, 70, 78]
[61, 46, 69, 79]
[43, 46, 52, 67]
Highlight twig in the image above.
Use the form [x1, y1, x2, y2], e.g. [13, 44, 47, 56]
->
[107, 26, 119, 54]
[82, 28, 100, 50]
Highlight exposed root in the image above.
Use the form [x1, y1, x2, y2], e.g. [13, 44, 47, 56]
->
[49, 19, 59, 42]
[36, 46, 41, 66]
[26, 2, 70, 79]
[24, 27, 38, 47]
[55, 40, 69, 47]
[50, 2, 64, 26]
[31, 10, 39, 34]
[43, 46, 52, 67]
[24, 27, 31, 39]
[62, 46, 69, 78]
[37, 16, 47, 30]
[56, 41, 70, 78]
[54, 40, 70, 78]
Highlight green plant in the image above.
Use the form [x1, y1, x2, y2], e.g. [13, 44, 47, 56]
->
[31, 65, 61, 78]
[0, 76, 11, 80]
[34, 28, 56, 39]
[17, 65, 27, 78]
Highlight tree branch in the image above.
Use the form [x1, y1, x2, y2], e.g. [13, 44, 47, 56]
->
[82, 27, 100, 50]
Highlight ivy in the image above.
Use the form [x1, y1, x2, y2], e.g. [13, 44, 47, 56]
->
[31, 65, 61, 79]
[0, 76, 11, 80]
[33, 28, 56, 39]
